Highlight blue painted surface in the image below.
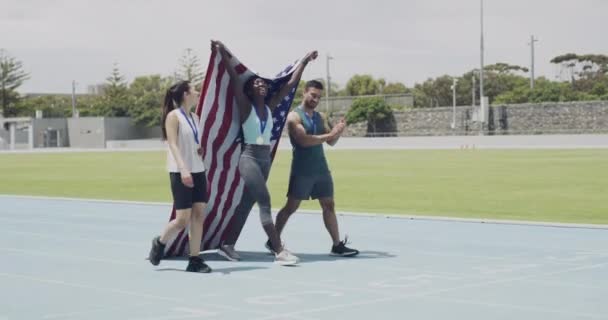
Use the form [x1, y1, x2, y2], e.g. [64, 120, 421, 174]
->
[1, 197, 607, 320]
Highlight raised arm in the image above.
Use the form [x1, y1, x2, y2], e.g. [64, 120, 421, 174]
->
[268, 51, 318, 111]
[211, 40, 250, 118]
[287, 111, 340, 147]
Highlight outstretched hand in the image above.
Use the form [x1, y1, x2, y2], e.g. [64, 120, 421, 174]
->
[210, 40, 224, 51]
[304, 51, 319, 64]
[329, 119, 346, 138]
[335, 118, 347, 134]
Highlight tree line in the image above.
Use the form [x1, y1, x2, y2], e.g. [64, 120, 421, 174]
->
[1, 48, 607, 128]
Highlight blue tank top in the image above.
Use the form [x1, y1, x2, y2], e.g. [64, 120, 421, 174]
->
[242, 105, 273, 145]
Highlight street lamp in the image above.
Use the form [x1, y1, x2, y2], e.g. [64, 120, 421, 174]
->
[71, 80, 78, 118]
[528, 35, 539, 89]
[451, 78, 458, 129]
[325, 53, 333, 114]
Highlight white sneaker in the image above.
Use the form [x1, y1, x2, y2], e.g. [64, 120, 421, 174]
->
[218, 244, 241, 261]
[275, 249, 299, 266]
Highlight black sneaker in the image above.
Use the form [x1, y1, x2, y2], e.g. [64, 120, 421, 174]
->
[186, 256, 212, 273]
[264, 239, 275, 254]
[148, 236, 165, 266]
[331, 237, 359, 257]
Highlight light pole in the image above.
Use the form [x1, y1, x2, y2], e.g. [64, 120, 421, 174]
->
[472, 74, 476, 107]
[529, 35, 539, 89]
[479, 0, 485, 108]
[71, 80, 78, 118]
[325, 53, 333, 114]
[451, 78, 458, 129]
[478, 0, 487, 134]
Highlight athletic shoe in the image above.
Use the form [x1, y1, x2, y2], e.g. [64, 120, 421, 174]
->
[264, 239, 275, 254]
[331, 237, 359, 257]
[148, 236, 165, 266]
[218, 244, 241, 261]
[186, 256, 212, 273]
[275, 248, 299, 266]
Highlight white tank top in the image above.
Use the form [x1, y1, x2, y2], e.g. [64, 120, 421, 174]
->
[166, 109, 206, 173]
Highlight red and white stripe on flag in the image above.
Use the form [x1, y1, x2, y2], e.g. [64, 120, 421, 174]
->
[163, 50, 299, 257]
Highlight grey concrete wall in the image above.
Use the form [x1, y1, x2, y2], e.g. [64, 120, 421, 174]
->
[67, 117, 106, 148]
[139, 125, 162, 139]
[66, 117, 161, 148]
[104, 118, 161, 141]
[32, 118, 69, 147]
[2, 117, 160, 149]
[329, 101, 608, 137]
[493, 101, 608, 135]
[8, 101, 607, 147]
[0, 126, 29, 144]
[104, 118, 137, 141]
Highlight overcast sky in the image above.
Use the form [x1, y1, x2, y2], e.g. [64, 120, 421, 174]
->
[2, 0, 606, 93]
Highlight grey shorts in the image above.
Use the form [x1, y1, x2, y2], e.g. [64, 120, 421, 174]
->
[287, 173, 334, 200]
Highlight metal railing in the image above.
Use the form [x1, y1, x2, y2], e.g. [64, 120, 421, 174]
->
[343, 128, 608, 137]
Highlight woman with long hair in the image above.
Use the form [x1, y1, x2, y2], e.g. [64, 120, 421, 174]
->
[211, 40, 317, 266]
[148, 80, 211, 273]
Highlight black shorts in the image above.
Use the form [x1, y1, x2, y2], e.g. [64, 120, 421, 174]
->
[287, 173, 334, 200]
[169, 171, 208, 210]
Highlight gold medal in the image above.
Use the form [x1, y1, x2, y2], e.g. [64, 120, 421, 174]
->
[256, 136, 264, 144]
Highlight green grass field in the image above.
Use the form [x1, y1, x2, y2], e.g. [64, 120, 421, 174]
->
[1, 149, 607, 224]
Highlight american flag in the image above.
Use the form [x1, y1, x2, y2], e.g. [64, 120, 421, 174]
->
[163, 50, 300, 257]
